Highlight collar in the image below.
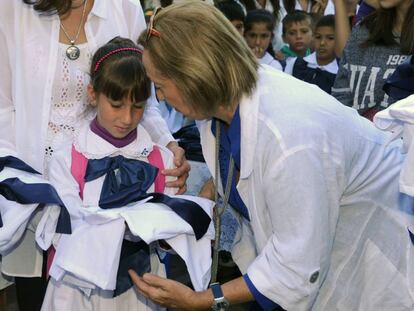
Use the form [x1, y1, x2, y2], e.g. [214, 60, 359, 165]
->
[303, 52, 338, 74]
[260, 52, 273, 65]
[74, 121, 154, 160]
[200, 69, 262, 181]
[90, 0, 107, 19]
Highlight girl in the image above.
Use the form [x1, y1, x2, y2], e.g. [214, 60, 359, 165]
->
[244, 9, 283, 71]
[36, 37, 213, 310]
[239, 0, 286, 52]
[332, 0, 414, 120]
[0, 2, 190, 310]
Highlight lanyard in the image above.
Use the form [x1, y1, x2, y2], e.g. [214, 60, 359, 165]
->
[211, 119, 235, 283]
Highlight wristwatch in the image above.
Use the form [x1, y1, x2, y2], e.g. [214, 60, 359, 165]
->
[210, 282, 230, 311]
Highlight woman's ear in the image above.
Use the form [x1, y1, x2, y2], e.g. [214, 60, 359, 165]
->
[87, 84, 97, 106]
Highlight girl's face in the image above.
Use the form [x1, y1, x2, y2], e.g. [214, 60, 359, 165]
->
[313, 26, 336, 65]
[142, 51, 210, 120]
[283, 20, 313, 56]
[244, 22, 272, 58]
[87, 85, 146, 138]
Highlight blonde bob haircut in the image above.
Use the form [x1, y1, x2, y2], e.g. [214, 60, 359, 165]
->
[138, 1, 259, 115]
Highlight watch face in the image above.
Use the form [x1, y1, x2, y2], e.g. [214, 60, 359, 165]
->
[212, 298, 229, 311]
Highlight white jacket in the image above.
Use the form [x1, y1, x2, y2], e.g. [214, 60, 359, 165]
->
[198, 67, 414, 310]
[0, 0, 173, 277]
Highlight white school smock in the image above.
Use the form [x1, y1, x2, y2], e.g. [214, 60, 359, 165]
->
[38, 122, 213, 310]
[198, 66, 414, 310]
[260, 53, 283, 71]
[0, 0, 174, 278]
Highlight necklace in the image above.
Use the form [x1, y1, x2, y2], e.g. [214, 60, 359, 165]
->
[60, 0, 88, 60]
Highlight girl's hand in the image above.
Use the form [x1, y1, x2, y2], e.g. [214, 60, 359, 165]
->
[312, 0, 328, 16]
[164, 141, 190, 194]
[129, 271, 209, 311]
[252, 46, 264, 58]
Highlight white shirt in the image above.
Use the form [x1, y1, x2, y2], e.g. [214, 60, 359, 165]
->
[260, 52, 283, 71]
[198, 67, 414, 310]
[0, 0, 173, 278]
[36, 123, 214, 295]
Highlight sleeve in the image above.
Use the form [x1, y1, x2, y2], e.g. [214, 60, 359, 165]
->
[246, 144, 334, 310]
[243, 274, 282, 310]
[0, 19, 16, 150]
[141, 86, 175, 147]
[35, 143, 87, 250]
[283, 57, 297, 75]
[157, 145, 178, 195]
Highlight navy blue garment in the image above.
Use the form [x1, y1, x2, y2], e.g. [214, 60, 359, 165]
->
[211, 106, 250, 220]
[84, 155, 211, 240]
[84, 155, 158, 208]
[114, 239, 150, 297]
[292, 58, 337, 94]
[0, 156, 71, 234]
[383, 55, 414, 101]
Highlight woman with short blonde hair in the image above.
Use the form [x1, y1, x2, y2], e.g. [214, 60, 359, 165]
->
[138, 2, 258, 115]
[131, 2, 414, 310]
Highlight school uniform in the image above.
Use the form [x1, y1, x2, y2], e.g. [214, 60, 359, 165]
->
[198, 66, 414, 310]
[259, 52, 283, 71]
[285, 52, 338, 94]
[37, 121, 214, 310]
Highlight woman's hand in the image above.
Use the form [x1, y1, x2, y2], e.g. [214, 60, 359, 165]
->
[164, 141, 191, 194]
[129, 271, 210, 311]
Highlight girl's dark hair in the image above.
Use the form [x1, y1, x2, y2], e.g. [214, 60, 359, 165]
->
[217, 0, 246, 22]
[361, 1, 414, 54]
[245, 9, 275, 32]
[245, 9, 276, 57]
[22, 0, 79, 15]
[90, 37, 151, 103]
[239, 0, 281, 23]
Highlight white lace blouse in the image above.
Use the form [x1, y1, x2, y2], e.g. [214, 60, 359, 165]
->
[44, 43, 92, 177]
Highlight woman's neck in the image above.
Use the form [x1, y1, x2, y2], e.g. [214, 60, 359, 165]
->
[214, 102, 239, 125]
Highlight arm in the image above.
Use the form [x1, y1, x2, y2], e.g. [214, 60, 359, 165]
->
[244, 146, 333, 309]
[331, 46, 353, 106]
[129, 272, 253, 310]
[143, 89, 190, 194]
[333, 0, 351, 57]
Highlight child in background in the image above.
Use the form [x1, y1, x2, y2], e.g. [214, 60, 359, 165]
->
[216, 0, 246, 36]
[285, 14, 338, 94]
[280, 11, 313, 59]
[244, 9, 283, 71]
[37, 37, 213, 310]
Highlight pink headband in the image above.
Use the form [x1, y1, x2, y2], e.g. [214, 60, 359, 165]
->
[93, 47, 143, 73]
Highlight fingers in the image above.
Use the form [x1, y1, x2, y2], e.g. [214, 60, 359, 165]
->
[129, 270, 150, 298]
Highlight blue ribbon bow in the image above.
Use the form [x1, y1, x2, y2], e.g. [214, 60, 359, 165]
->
[0, 156, 71, 234]
[84, 155, 211, 240]
[84, 155, 159, 208]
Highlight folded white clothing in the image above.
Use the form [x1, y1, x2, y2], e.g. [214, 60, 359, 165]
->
[45, 195, 215, 292]
[374, 95, 414, 196]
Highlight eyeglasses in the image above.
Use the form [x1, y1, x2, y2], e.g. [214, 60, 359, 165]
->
[146, 7, 162, 42]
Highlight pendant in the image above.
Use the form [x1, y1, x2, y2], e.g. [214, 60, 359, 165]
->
[66, 43, 80, 60]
